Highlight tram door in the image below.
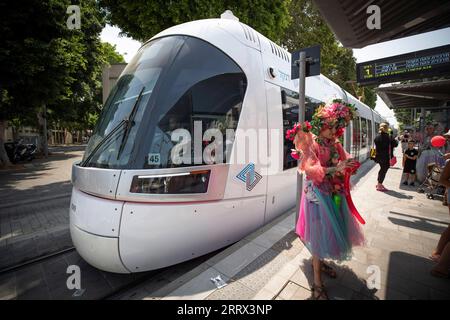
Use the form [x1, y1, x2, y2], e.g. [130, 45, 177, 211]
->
[264, 83, 297, 223]
[352, 116, 361, 160]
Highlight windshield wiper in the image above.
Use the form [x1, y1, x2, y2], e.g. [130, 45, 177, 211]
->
[116, 87, 145, 159]
[80, 87, 146, 167]
[80, 119, 127, 167]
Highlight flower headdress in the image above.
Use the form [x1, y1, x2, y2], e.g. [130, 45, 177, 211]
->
[310, 99, 356, 137]
[285, 121, 312, 141]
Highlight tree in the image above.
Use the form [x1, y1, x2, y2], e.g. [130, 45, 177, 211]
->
[99, 0, 292, 42]
[49, 42, 126, 133]
[101, 42, 126, 64]
[280, 0, 377, 109]
[0, 0, 106, 164]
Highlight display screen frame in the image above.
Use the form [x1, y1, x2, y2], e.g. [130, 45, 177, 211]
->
[356, 44, 450, 86]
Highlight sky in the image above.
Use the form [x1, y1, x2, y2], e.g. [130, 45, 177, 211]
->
[100, 25, 450, 128]
[100, 25, 142, 63]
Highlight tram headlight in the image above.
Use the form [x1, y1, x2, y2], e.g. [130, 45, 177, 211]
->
[130, 170, 210, 194]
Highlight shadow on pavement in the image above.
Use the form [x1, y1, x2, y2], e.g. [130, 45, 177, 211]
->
[388, 216, 448, 235]
[300, 258, 379, 300]
[0, 180, 73, 206]
[383, 189, 413, 199]
[386, 251, 450, 299]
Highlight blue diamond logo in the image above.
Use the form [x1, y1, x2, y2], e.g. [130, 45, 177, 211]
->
[236, 163, 262, 191]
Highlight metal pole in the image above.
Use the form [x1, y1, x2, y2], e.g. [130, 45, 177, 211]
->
[419, 107, 426, 147]
[295, 52, 307, 224]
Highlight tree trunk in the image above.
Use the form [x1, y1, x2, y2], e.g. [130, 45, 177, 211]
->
[37, 105, 49, 157]
[0, 120, 12, 167]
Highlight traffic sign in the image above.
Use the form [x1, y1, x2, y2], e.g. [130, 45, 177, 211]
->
[291, 45, 321, 79]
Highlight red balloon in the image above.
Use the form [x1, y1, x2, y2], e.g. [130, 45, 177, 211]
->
[431, 135, 446, 148]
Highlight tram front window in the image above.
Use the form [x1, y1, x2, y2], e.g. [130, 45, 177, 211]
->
[82, 36, 247, 169]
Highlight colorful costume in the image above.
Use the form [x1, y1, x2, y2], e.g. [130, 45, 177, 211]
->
[286, 100, 365, 261]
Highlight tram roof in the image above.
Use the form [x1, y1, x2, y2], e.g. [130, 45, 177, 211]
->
[376, 79, 450, 110]
[312, 0, 450, 48]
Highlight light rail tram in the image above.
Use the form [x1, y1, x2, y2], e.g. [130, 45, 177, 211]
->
[70, 12, 386, 273]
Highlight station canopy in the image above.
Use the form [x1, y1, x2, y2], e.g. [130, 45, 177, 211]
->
[376, 79, 450, 110]
[312, 0, 450, 48]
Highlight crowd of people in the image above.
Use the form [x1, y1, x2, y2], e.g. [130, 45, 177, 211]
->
[373, 122, 450, 279]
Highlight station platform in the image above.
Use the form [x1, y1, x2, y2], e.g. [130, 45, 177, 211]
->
[116, 149, 450, 300]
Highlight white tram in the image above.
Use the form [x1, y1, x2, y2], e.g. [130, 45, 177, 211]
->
[70, 13, 385, 273]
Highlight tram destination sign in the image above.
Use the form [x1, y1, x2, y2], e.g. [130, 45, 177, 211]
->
[356, 44, 450, 86]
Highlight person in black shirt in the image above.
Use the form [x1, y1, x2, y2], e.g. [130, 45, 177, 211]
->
[402, 139, 418, 186]
[374, 123, 396, 191]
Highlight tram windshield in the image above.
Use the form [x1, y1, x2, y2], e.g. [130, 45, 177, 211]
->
[82, 36, 247, 169]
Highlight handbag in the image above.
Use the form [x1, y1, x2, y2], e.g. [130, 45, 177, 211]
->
[390, 156, 397, 166]
[370, 147, 376, 160]
[389, 139, 397, 166]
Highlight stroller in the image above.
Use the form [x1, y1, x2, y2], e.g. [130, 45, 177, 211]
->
[417, 162, 445, 199]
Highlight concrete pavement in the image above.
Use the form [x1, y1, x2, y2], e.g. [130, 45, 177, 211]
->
[0, 146, 83, 270]
[116, 149, 450, 300]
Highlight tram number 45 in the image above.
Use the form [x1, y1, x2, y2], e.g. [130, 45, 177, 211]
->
[148, 153, 161, 165]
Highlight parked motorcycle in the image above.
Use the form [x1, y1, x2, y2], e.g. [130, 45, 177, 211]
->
[4, 140, 37, 163]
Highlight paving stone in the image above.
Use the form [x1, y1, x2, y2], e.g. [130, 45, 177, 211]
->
[212, 242, 266, 278]
[205, 279, 255, 300]
[162, 267, 230, 300]
[252, 288, 275, 300]
[276, 281, 298, 300]
[232, 248, 290, 293]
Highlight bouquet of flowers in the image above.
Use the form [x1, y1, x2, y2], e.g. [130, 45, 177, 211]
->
[285, 121, 313, 160]
[285, 121, 312, 141]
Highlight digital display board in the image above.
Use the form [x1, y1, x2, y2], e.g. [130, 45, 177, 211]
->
[356, 44, 450, 86]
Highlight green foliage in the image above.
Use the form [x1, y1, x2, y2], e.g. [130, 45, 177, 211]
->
[394, 108, 415, 131]
[99, 0, 292, 42]
[0, 1, 100, 119]
[280, 0, 377, 109]
[0, 0, 126, 133]
[101, 42, 126, 65]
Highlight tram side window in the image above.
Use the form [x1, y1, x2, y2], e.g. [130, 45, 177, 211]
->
[352, 116, 360, 158]
[368, 119, 373, 147]
[282, 88, 299, 170]
[360, 118, 369, 157]
[361, 118, 368, 148]
[281, 91, 322, 170]
[305, 96, 322, 122]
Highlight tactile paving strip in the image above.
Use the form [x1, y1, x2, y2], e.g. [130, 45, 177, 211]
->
[205, 231, 304, 299]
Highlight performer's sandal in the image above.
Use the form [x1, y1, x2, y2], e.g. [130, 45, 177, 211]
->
[311, 284, 329, 300]
[321, 263, 337, 278]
